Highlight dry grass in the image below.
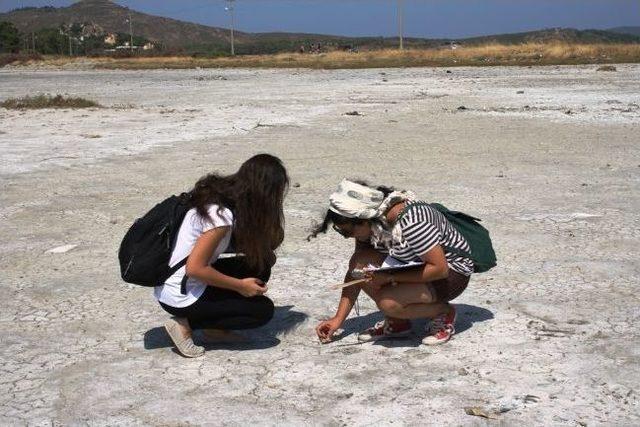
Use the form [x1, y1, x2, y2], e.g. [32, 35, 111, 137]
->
[0, 53, 43, 67]
[87, 43, 640, 70]
[0, 94, 101, 109]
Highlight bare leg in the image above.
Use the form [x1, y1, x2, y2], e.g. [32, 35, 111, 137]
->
[363, 281, 451, 320]
[347, 246, 407, 325]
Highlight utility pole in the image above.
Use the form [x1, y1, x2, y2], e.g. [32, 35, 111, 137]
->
[398, 0, 404, 50]
[68, 24, 73, 56]
[31, 32, 35, 53]
[128, 10, 134, 51]
[225, 0, 235, 56]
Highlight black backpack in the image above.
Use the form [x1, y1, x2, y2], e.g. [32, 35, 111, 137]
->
[119, 193, 192, 287]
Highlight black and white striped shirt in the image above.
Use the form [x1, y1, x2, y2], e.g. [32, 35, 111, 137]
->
[389, 202, 474, 276]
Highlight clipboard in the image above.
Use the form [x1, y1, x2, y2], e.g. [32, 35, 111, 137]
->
[328, 260, 425, 290]
[371, 261, 425, 273]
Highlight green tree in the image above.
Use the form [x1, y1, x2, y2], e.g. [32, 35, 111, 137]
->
[0, 21, 21, 53]
[34, 28, 67, 54]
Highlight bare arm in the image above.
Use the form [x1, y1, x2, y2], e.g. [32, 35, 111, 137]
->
[333, 273, 362, 322]
[316, 241, 384, 342]
[186, 227, 266, 297]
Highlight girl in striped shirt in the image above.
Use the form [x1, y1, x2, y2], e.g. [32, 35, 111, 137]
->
[311, 179, 473, 345]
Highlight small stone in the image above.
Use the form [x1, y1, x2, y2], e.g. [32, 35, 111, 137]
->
[517, 90, 525, 94]
[457, 105, 467, 111]
[597, 65, 616, 72]
[293, 183, 301, 188]
[458, 368, 469, 376]
[46, 244, 78, 254]
[464, 407, 499, 420]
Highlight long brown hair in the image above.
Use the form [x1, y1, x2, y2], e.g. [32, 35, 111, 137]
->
[189, 154, 289, 271]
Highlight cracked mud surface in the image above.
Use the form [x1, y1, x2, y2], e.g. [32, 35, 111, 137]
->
[1, 65, 639, 425]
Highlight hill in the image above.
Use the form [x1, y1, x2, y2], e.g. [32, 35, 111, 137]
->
[608, 26, 640, 37]
[463, 27, 640, 45]
[0, 0, 242, 47]
[1, 0, 639, 55]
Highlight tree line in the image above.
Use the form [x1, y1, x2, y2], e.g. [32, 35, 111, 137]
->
[0, 21, 150, 55]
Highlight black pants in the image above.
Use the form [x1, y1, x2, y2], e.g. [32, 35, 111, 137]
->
[159, 256, 274, 330]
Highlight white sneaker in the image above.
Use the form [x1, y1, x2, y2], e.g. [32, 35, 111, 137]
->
[164, 318, 205, 358]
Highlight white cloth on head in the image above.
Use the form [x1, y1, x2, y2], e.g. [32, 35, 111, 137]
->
[328, 179, 417, 250]
[369, 190, 416, 249]
[329, 179, 385, 219]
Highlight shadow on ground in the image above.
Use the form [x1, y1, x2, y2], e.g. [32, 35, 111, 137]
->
[337, 303, 494, 348]
[143, 305, 308, 351]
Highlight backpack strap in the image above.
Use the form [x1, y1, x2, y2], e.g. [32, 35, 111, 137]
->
[163, 256, 190, 295]
[396, 200, 430, 223]
[180, 274, 189, 296]
[396, 201, 474, 261]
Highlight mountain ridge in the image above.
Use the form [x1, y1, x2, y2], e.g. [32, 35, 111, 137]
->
[2, 0, 639, 52]
[608, 26, 640, 37]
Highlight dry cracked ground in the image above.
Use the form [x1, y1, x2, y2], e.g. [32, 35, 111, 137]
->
[0, 64, 639, 426]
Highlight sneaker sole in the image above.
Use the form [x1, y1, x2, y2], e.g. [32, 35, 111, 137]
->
[421, 336, 452, 346]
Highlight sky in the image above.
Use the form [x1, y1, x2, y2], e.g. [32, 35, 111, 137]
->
[1, 0, 639, 38]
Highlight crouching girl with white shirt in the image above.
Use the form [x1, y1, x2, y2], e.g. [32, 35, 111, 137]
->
[155, 154, 289, 357]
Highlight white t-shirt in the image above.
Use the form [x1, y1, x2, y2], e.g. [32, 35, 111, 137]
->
[154, 204, 233, 308]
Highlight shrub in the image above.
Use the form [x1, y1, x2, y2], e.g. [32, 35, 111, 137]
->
[0, 94, 101, 109]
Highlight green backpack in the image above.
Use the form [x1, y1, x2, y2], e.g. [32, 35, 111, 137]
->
[397, 202, 497, 273]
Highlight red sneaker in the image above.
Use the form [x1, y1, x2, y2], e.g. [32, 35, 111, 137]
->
[422, 306, 456, 346]
[358, 319, 412, 342]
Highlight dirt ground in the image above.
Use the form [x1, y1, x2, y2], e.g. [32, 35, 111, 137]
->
[0, 64, 639, 426]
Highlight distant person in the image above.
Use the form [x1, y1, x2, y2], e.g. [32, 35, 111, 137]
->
[310, 180, 474, 345]
[156, 154, 289, 357]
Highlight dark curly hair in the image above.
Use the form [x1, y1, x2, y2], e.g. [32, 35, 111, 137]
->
[189, 154, 289, 271]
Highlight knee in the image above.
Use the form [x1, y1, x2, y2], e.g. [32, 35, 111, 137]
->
[253, 296, 274, 326]
[377, 298, 404, 317]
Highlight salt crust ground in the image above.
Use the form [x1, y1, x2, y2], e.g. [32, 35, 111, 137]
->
[0, 65, 638, 426]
